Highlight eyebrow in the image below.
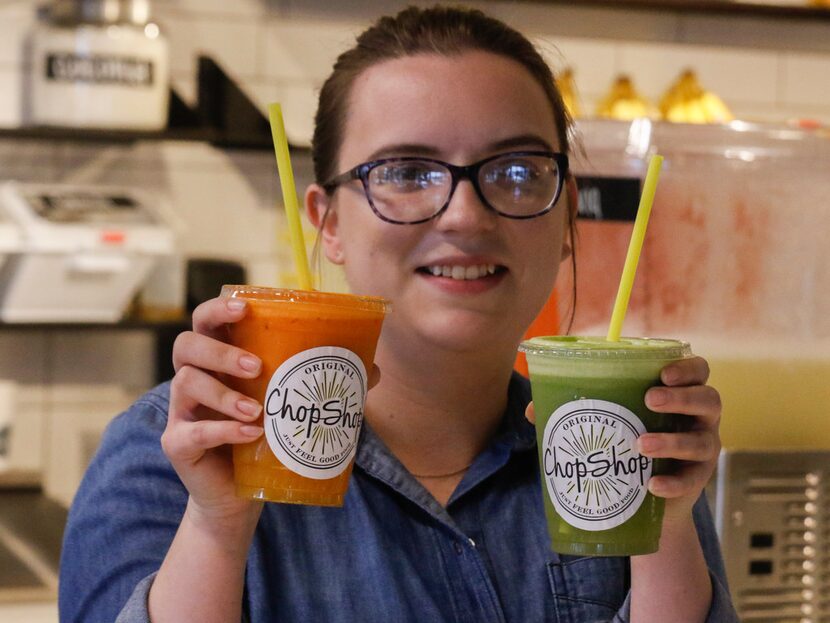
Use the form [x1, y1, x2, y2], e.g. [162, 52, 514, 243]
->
[489, 134, 555, 152]
[365, 133, 556, 161]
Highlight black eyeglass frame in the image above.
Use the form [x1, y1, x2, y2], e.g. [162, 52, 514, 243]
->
[322, 150, 570, 225]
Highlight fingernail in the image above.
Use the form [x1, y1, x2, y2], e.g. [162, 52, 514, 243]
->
[638, 435, 659, 453]
[648, 479, 664, 495]
[240, 425, 263, 437]
[237, 399, 262, 417]
[647, 388, 668, 407]
[239, 355, 261, 373]
[227, 298, 246, 312]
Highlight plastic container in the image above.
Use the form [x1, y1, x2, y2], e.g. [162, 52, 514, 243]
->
[222, 285, 390, 506]
[568, 119, 830, 449]
[25, 0, 169, 130]
[520, 335, 692, 556]
[0, 181, 175, 323]
[0, 201, 22, 275]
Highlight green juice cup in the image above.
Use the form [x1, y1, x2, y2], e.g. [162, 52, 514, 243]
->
[519, 336, 692, 557]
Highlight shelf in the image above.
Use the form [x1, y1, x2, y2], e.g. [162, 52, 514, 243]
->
[0, 317, 189, 331]
[0, 125, 212, 145]
[0, 317, 190, 384]
[0, 125, 275, 150]
[526, 0, 830, 20]
[0, 56, 276, 151]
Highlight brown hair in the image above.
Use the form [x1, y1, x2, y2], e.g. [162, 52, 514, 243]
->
[311, 5, 577, 331]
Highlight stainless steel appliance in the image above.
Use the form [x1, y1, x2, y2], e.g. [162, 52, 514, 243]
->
[713, 449, 829, 622]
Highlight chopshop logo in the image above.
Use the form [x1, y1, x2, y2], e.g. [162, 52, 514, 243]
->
[542, 399, 652, 531]
[264, 347, 367, 480]
[45, 52, 154, 87]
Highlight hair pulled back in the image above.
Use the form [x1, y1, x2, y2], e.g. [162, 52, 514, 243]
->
[311, 5, 572, 186]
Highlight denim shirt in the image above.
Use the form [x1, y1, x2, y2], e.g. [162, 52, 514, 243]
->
[59, 374, 738, 623]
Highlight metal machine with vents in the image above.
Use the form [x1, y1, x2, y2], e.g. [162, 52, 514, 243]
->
[714, 450, 829, 622]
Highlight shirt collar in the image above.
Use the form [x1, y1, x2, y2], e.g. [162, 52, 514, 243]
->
[354, 372, 536, 519]
[491, 371, 536, 452]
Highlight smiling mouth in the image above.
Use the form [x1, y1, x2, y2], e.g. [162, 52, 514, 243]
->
[416, 264, 507, 281]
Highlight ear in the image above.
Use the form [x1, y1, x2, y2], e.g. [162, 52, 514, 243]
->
[305, 183, 345, 265]
[560, 174, 579, 262]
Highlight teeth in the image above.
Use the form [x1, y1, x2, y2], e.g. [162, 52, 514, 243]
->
[425, 264, 500, 280]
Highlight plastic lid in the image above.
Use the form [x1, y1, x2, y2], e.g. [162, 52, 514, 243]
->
[221, 285, 390, 314]
[519, 335, 691, 360]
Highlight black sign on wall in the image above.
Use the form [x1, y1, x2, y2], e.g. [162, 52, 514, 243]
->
[575, 176, 642, 222]
[46, 52, 154, 87]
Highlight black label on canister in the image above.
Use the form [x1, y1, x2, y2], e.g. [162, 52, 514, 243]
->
[46, 52, 154, 87]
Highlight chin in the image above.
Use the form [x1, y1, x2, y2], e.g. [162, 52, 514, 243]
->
[413, 309, 524, 354]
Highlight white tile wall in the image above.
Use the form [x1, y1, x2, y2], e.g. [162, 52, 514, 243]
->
[0, 332, 47, 474]
[9, 384, 45, 473]
[263, 19, 363, 82]
[44, 383, 142, 507]
[782, 51, 830, 108]
[271, 82, 317, 146]
[0, 2, 36, 68]
[535, 36, 620, 113]
[618, 42, 780, 105]
[0, 67, 23, 126]
[538, 36, 620, 92]
[159, 13, 262, 80]
[0, 600, 57, 623]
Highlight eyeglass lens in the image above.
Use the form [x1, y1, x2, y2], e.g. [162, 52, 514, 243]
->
[366, 154, 561, 223]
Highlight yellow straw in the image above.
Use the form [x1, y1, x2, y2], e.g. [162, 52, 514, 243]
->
[606, 154, 664, 342]
[268, 103, 313, 290]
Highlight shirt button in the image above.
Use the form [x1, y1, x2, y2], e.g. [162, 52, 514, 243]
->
[453, 542, 464, 555]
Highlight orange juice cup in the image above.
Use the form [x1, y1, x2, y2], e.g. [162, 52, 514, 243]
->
[220, 285, 389, 506]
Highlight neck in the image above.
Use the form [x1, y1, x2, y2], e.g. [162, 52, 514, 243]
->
[365, 333, 518, 478]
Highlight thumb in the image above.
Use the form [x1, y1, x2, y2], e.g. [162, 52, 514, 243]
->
[525, 402, 536, 424]
[368, 364, 381, 390]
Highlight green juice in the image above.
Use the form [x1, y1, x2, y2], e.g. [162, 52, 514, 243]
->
[519, 336, 692, 557]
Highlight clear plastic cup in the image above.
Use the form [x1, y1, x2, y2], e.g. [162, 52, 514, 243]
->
[519, 335, 692, 556]
[221, 285, 389, 506]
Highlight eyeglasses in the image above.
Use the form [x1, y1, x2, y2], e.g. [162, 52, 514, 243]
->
[322, 150, 569, 225]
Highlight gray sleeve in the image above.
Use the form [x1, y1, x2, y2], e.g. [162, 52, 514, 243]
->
[612, 494, 739, 623]
[113, 573, 252, 623]
[114, 574, 155, 623]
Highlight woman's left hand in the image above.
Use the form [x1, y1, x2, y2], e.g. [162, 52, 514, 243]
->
[524, 356, 723, 523]
[638, 355, 722, 522]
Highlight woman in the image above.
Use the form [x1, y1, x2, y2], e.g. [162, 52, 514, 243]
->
[59, 7, 737, 622]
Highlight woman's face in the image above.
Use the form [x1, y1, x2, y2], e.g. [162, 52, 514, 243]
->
[311, 51, 570, 353]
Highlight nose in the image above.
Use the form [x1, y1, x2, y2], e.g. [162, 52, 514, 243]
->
[434, 179, 497, 234]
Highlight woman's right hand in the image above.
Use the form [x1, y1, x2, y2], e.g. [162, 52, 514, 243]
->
[162, 296, 265, 523]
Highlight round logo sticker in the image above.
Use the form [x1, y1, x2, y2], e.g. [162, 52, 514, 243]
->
[541, 399, 652, 531]
[263, 347, 367, 480]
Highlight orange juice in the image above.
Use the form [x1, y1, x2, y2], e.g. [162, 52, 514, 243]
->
[221, 286, 389, 506]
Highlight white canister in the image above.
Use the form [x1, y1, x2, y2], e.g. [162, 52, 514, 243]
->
[0, 380, 15, 472]
[25, 0, 169, 130]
